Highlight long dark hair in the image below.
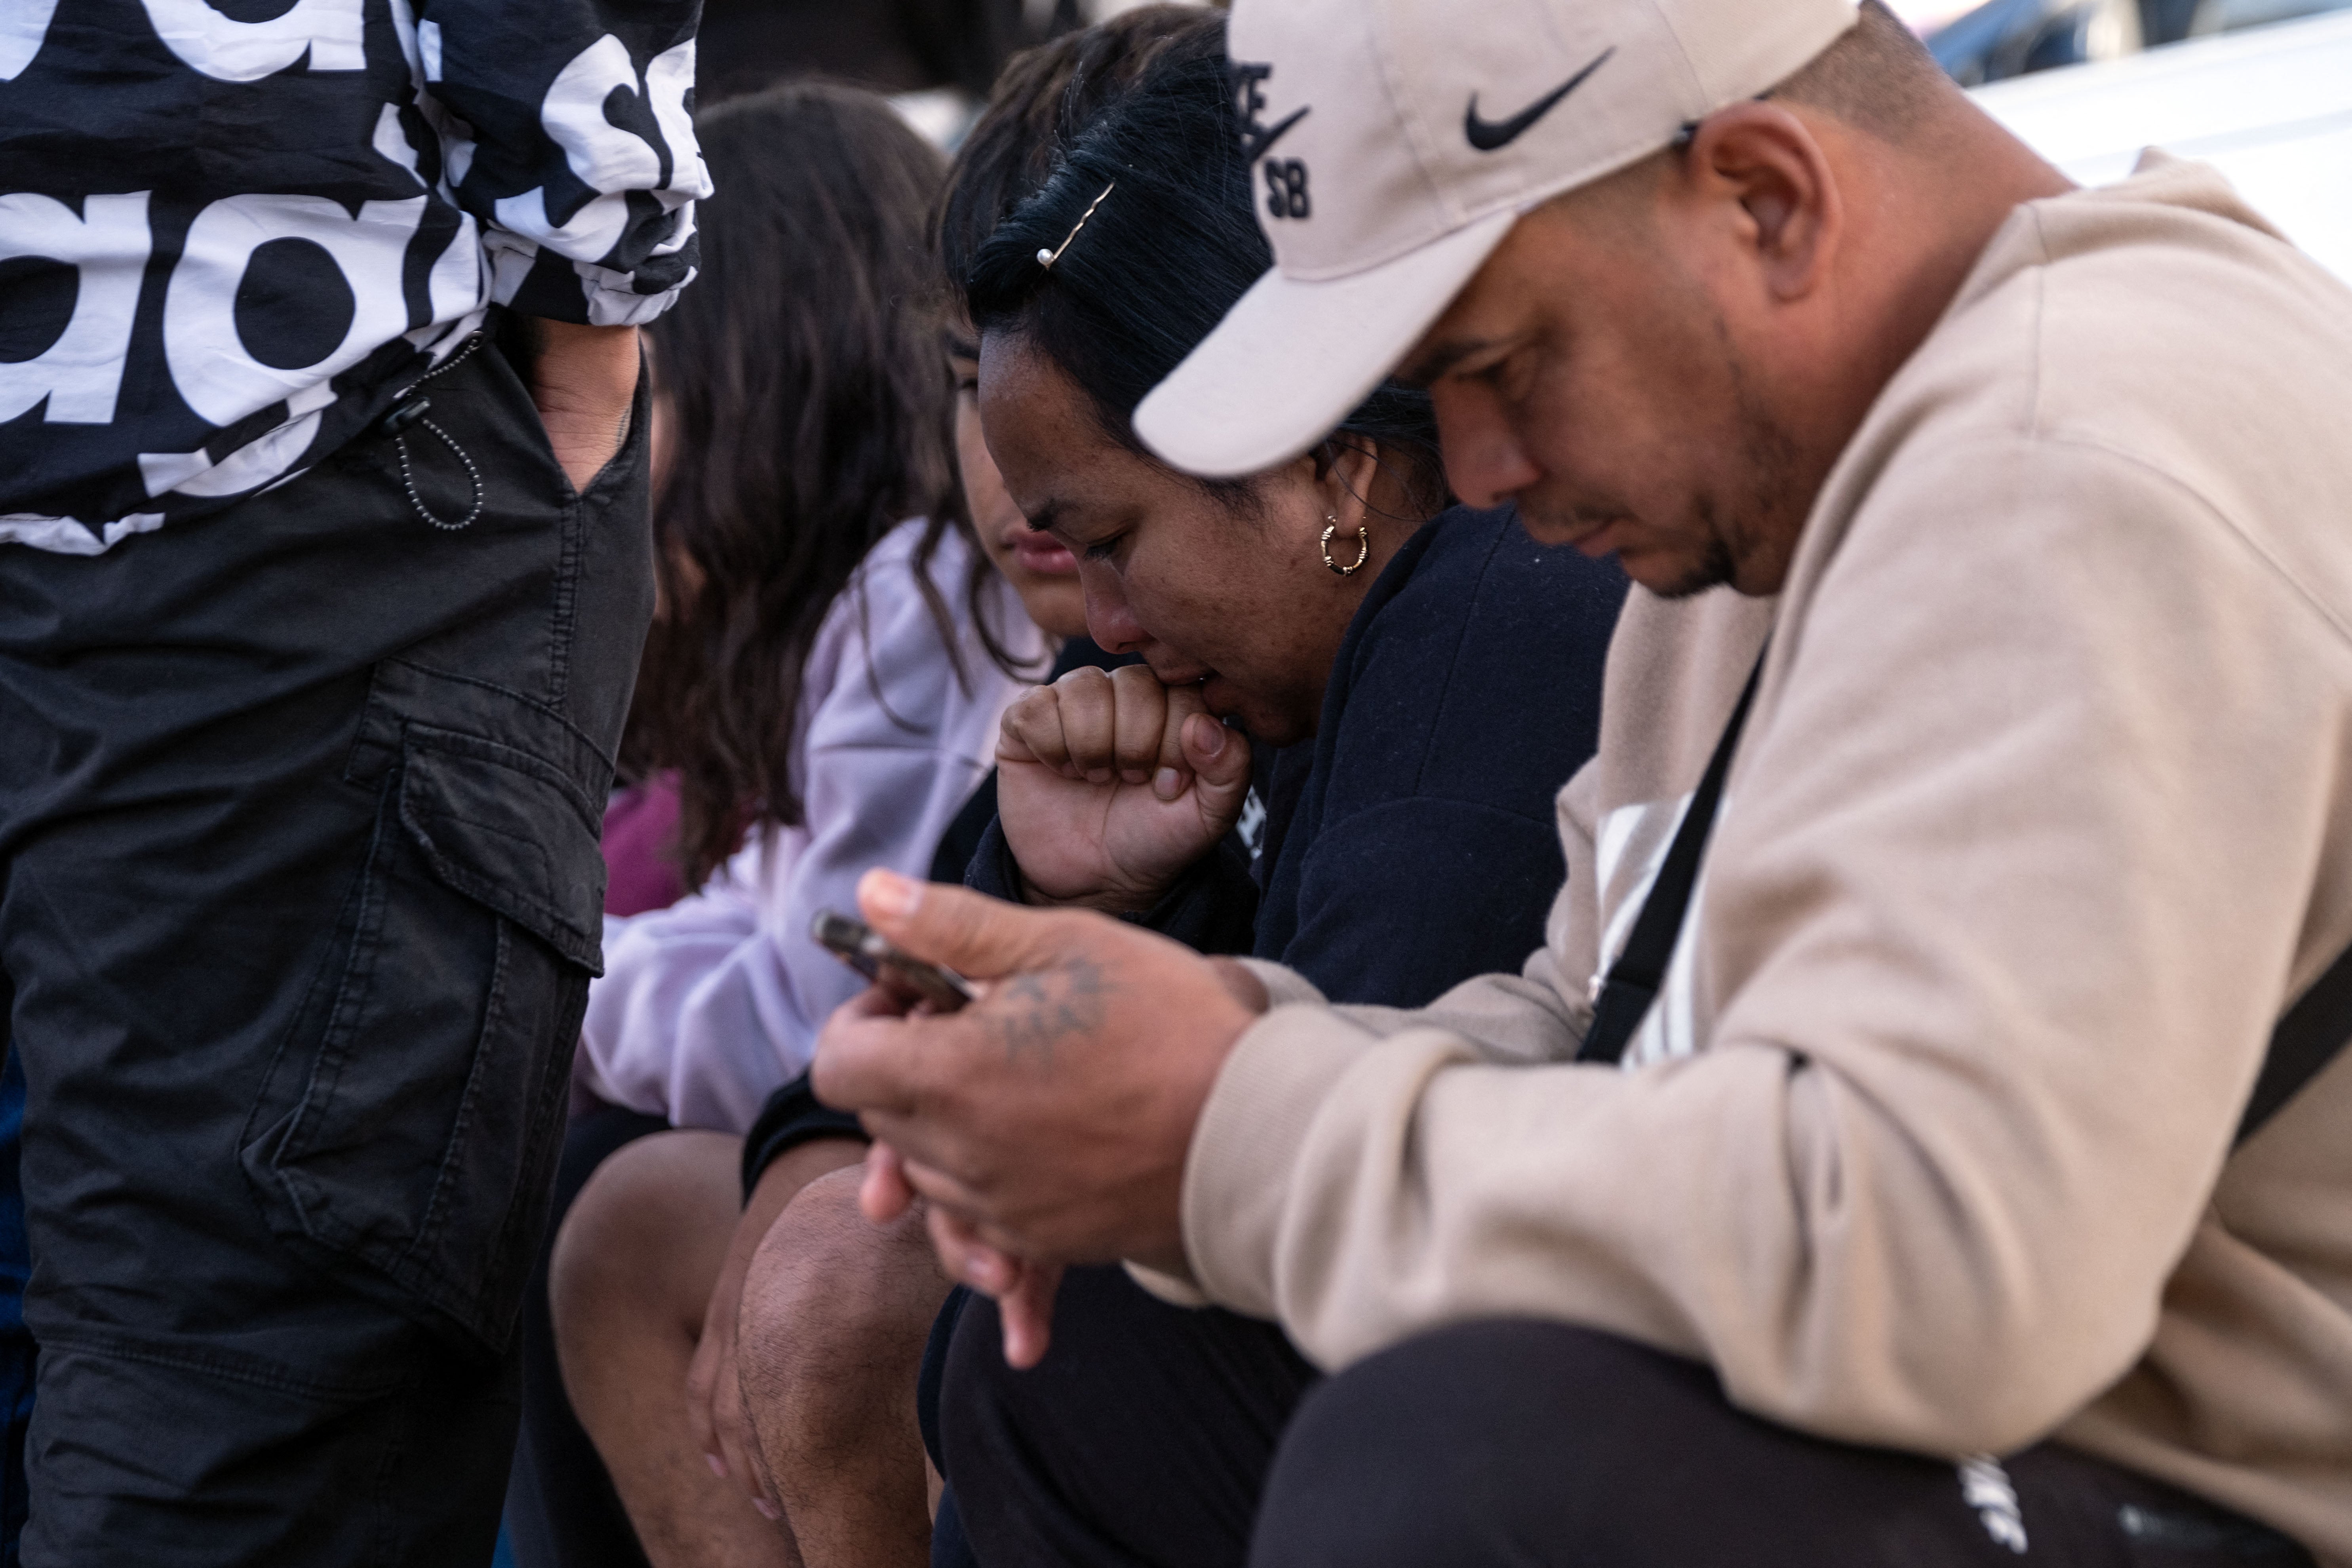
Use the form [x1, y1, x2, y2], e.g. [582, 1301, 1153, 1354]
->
[626, 82, 969, 890]
[962, 25, 1445, 510]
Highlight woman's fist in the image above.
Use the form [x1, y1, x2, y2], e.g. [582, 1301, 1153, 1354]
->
[996, 664, 1253, 911]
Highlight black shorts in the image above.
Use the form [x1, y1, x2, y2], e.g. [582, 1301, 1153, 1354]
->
[1258, 1320, 2315, 1568]
[0, 321, 652, 1566]
[939, 1275, 2314, 1568]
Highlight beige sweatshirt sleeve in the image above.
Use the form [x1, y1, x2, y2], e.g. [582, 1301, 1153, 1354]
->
[1178, 432, 2350, 1458]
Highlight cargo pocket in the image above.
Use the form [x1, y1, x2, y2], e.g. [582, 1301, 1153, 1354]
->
[241, 659, 613, 1352]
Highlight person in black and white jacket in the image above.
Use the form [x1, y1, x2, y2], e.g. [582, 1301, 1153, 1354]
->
[0, 2, 701, 1562]
[1, 0, 705, 544]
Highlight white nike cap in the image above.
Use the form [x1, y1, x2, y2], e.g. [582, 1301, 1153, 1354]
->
[1133, 0, 1860, 478]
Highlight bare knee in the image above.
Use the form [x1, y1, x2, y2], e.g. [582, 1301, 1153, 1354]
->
[551, 1128, 742, 1363]
[735, 1167, 948, 1476]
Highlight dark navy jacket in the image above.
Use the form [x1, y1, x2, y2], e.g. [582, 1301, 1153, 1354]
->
[1246, 502, 1623, 1005]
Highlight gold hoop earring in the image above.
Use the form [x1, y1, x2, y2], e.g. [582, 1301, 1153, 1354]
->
[1320, 516, 1370, 578]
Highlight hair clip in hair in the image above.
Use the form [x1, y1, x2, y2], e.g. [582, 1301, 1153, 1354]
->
[1036, 181, 1117, 271]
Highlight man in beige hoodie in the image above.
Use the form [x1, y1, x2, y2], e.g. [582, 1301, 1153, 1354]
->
[814, 0, 2352, 1560]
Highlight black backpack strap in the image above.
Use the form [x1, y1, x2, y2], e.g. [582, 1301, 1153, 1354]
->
[1572, 646, 2350, 1141]
[1578, 652, 1765, 1066]
[2238, 940, 2352, 1146]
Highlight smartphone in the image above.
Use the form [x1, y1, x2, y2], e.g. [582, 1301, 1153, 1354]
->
[811, 908, 974, 1013]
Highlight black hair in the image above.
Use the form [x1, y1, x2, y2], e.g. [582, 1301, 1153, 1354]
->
[626, 82, 976, 889]
[935, 6, 1221, 310]
[961, 22, 1446, 510]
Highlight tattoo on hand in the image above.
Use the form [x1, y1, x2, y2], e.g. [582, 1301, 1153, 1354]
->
[988, 959, 1113, 1066]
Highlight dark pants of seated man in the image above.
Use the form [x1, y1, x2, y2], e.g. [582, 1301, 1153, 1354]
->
[943, 1278, 2314, 1568]
[0, 323, 652, 1567]
[942, 1265, 1319, 1567]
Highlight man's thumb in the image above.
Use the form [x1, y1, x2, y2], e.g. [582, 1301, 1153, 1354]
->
[856, 868, 1050, 979]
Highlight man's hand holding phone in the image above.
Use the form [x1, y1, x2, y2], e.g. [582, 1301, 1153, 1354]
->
[811, 870, 1269, 1367]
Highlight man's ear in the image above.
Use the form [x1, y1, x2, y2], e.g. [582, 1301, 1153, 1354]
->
[1680, 102, 1842, 302]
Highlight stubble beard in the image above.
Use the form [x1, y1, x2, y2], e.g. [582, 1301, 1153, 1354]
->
[1654, 350, 1807, 601]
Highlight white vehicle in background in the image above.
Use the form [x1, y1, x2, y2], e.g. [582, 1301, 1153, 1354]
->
[1967, 6, 2352, 282]
[1899, 0, 2351, 79]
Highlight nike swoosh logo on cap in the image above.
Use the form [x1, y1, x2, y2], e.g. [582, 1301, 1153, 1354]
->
[1463, 47, 1614, 152]
[1240, 105, 1309, 166]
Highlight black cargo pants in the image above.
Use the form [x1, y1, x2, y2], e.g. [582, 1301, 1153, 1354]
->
[0, 323, 652, 1566]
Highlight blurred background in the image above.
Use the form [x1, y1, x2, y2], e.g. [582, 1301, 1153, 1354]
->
[693, 0, 1224, 143]
[1936, 0, 2352, 279]
[1889, 0, 2349, 82]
